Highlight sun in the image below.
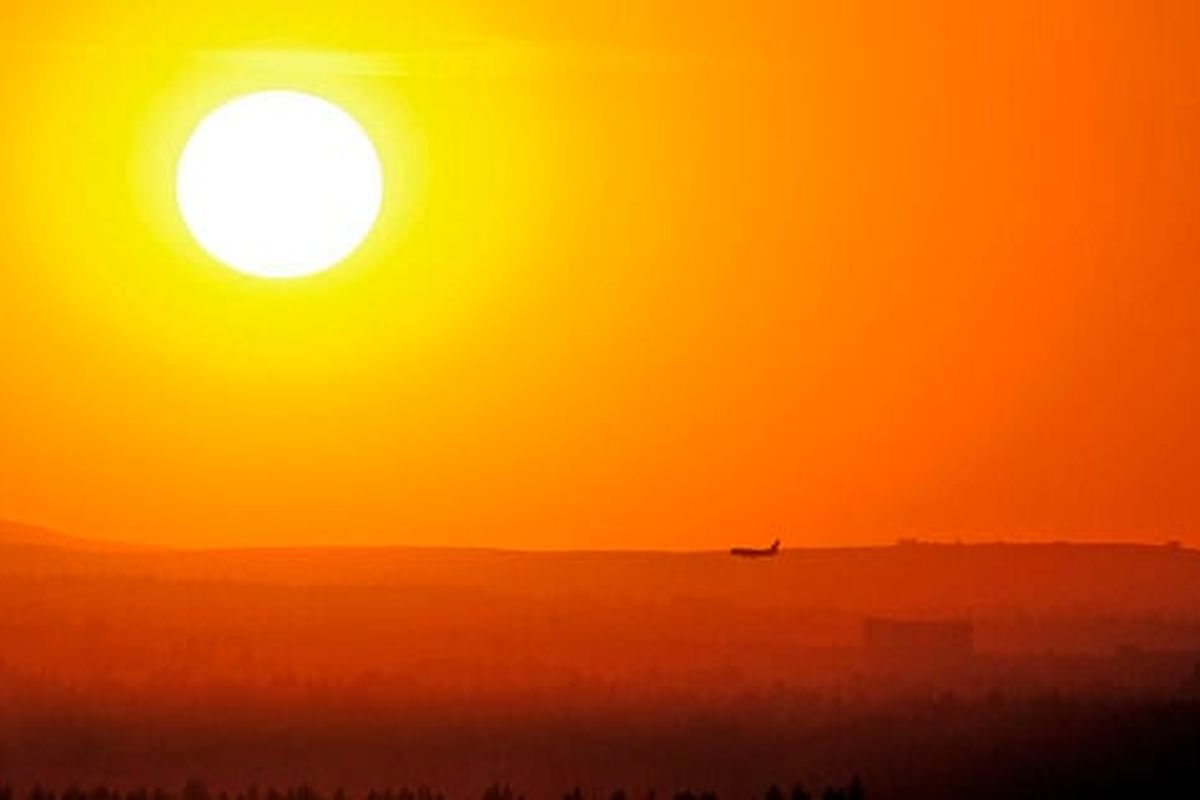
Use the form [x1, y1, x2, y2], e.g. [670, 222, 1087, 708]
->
[176, 91, 383, 279]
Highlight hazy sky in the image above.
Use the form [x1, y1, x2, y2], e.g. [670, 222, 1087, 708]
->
[1, 1, 1198, 548]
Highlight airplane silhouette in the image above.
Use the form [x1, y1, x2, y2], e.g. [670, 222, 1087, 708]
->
[730, 538, 781, 558]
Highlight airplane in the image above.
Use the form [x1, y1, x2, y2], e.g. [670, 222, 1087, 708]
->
[730, 538, 781, 558]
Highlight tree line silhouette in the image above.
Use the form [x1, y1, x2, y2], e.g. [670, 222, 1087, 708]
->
[0, 780, 864, 800]
[557, 781, 864, 800]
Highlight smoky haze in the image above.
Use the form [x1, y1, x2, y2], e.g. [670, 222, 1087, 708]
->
[1, 527, 1199, 797]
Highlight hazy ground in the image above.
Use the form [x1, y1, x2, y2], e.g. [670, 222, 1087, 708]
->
[2, 521, 1199, 797]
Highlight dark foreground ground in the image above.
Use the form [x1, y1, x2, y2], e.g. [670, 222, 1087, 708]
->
[3, 683, 1199, 800]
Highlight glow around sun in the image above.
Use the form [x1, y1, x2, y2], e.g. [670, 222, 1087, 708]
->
[176, 91, 384, 279]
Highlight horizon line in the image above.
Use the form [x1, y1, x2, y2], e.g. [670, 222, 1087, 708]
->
[0, 517, 1193, 555]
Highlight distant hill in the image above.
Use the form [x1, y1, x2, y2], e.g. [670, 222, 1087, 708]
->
[0, 519, 88, 547]
[0, 518, 145, 550]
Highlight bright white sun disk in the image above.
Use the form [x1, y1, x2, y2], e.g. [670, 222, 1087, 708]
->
[176, 91, 383, 278]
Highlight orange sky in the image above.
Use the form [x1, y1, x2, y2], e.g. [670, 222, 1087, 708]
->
[0, 1, 1198, 549]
